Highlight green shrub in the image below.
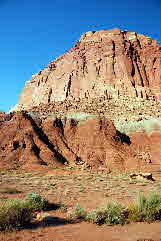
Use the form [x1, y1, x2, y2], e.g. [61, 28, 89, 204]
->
[0, 198, 33, 230]
[127, 203, 142, 222]
[86, 201, 127, 225]
[128, 192, 161, 222]
[68, 204, 87, 219]
[26, 193, 49, 211]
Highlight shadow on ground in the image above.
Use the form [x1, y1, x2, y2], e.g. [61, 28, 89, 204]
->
[21, 216, 72, 230]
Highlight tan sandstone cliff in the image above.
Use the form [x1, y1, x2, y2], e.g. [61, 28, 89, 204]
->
[13, 28, 161, 111]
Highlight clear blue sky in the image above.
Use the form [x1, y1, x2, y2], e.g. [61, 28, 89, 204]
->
[0, 0, 161, 111]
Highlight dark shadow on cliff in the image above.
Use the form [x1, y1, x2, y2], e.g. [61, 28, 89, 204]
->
[24, 112, 68, 164]
[115, 130, 131, 145]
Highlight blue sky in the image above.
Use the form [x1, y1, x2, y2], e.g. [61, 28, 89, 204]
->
[0, 0, 161, 111]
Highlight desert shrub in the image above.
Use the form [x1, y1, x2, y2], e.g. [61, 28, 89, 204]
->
[58, 204, 68, 213]
[67, 204, 87, 219]
[128, 192, 161, 222]
[26, 193, 49, 211]
[0, 198, 33, 231]
[144, 192, 161, 221]
[86, 201, 127, 225]
[128, 203, 143, 222]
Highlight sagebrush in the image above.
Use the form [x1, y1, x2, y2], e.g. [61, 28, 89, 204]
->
[86, 201, 127, 225]
[26, 193, 49, 211]
[0, 198, 33, 230]
[128, 192, 161, 222]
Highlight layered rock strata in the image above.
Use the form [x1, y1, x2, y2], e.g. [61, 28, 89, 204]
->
[13, 28, 161, 111]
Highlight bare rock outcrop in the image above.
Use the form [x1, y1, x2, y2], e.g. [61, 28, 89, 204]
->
[0, 112, 143, 171]
[13, 28, 161, 111]
[130, 172, 155, 181]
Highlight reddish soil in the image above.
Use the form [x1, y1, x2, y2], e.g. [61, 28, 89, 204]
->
[1, 221, 161, 241]
[0, 169, 161, 241]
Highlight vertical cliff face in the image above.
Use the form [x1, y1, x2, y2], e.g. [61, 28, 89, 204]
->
[14, 28, 161, 111]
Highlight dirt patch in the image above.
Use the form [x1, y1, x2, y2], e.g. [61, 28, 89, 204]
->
[0, 169, 161, 241]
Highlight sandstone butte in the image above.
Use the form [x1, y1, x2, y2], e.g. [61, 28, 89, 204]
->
[1, 28, 161, 172]
[12, 28, 161, 112]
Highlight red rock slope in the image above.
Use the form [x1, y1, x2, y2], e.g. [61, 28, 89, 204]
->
[0, 112, 142, 171]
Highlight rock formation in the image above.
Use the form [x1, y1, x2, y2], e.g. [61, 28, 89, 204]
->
[0, 112, 142, 171]
[3, 28, 161, 172]
[1, 112, 160, 172]
[13, 28, 161, 111]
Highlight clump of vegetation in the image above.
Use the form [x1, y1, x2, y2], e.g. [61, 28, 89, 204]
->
[128, 192, 161, 222]
[58, 204, 68, 213]
[86, 201, 127, 225]
[0, 194, 51, 231]
[0, 198, 33, 231]
[67, 204, 87, 219]
[86, 192, 161, 225]
[26, 193, 49, 211]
